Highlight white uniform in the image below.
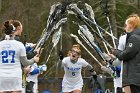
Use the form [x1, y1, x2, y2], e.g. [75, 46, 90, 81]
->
[62, 57, 89, 92]
[0, 40, 26, 92]
[26, 63, 39, 93]
[114, 34, 126, 93]
[22, 64, 39, 93]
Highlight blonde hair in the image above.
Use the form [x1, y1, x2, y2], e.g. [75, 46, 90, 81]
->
[72, 44, 80, 48]
[126, 14, 140, 29]
[67, 44, 81, 56]
[71, 44, 81, 55]
[67, 50, 71, 56]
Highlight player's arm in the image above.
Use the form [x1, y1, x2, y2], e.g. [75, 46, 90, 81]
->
[30, 64, 47, 75]
[25, 43, 38, 59]
[86, 64, 97, 80]
[20, 42, 39, 67]
[20, 56, 39, 67]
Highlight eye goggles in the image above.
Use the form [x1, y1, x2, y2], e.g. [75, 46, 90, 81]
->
[71, 50, 80, 55]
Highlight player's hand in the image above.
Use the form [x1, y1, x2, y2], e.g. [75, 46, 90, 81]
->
[101, 66, 107, 71]
[23, 65, 31, 74]
[102, 61, 107, 66]
[35, 48, 44, 57]
[92, 74, 97, 80]
[39, 64, 47, 72]
[102, 52, 111, 62]
[109, 54, 116, 60]
[33, 55, 40, 63]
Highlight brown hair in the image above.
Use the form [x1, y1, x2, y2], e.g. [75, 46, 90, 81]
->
[2, 19, 21, 35]
[126, 14, 140, 29]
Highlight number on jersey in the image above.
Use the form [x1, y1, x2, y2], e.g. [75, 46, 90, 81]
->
[1, 50, 15, 63]
[72, 72, 76, 76]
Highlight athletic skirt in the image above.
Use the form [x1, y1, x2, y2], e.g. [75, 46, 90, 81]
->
[62, 80, 83, 92]
[0, 77, 22, 92]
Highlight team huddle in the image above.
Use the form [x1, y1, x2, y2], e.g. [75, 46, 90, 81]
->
[1, 13, 140, 93]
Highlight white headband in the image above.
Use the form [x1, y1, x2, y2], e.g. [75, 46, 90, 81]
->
[11, 24, 16, 31]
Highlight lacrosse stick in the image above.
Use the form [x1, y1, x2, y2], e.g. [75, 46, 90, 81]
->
[100, 0, 117, 48]
[34, 17, 67, 55]
[44, 27, 62, 65]
[42, 27, 62, 78]
[78, 25, 115, 75]
[70, 33, 103, 66]
[85, 3, 110, 54]
[78, 25, 105, 61]
[73, 21, 113, 50]
[33, 2, 68, 53]
[68, 4, 117, 40]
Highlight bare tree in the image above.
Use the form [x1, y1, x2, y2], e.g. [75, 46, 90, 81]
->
[0, 0, 2, 12]
[110, 0, 117, 37]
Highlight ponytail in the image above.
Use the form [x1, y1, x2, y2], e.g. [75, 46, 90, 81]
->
[2, 20, 16, 35]
[2, 19, 21, 35]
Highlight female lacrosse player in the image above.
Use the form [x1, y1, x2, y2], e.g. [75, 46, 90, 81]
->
[22, 43, 46, 93]
[0, 20, 39, 93]
[61, 44, 97, 93]
[101, 33, 127, 93]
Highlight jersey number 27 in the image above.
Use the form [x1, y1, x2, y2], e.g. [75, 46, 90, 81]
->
[1, 50, 15, 63]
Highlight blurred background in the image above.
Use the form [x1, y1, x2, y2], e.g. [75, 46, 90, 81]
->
[0, 0, 140, 92]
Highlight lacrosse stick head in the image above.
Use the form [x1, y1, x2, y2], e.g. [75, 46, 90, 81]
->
[100, 0, 109, 15]
[54, 18, 67, 30]
[68, 4, 83, 15]
[47, 3, 62, 27]
[84, 3, 95, 19]
[70, 33, 78, 39]
[52, 27, 62, 47]
[78, 25, 95, 42]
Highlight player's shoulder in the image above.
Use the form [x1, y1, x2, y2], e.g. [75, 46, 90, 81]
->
[78, 58, 85, 61]
[78, 58, 86, 63]
[11, 40, 25, 48]
[13, 40, 24, 45]
[63, 57, 70, 61]
[119, 34, 127, 40]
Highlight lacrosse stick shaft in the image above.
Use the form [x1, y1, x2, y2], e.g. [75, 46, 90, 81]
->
[93, 18, 110, 54]
[84, 3, 110, 54]
[68, 4, 117, 40]
[82, 19, 113, 49]
[70, 34, 103, 66]
[85, 17, 117, 40]
[44, 46, 54, 64]
[78, 28, 105, 61]
[106, 16, 116, 49]
[100, 0, 116, 48]
[44, 27, 62, 64]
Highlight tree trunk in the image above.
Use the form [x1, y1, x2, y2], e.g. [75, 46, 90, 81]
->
[138, 0, 140, 8]
[0, 0, 2, 12]
[110, 0, 117, 37]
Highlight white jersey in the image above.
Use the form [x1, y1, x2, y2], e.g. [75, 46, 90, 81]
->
[26, 63, 38, 82]
[0, 40, 26, 91]
[62, 57, 88, 92]
[118, 34, 126, 51]
[114, 34, 126, 91]
[26, 63, 39, 93]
